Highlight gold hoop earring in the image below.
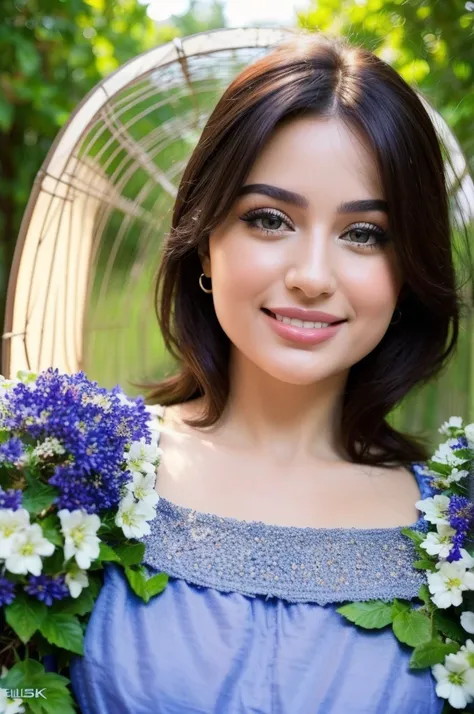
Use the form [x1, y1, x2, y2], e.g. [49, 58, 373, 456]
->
[199, 273, 213, 294]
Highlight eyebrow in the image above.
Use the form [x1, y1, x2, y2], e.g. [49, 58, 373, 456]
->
[236, 183, 388, 214]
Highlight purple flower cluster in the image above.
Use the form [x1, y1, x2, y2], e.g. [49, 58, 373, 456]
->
[24, 574, 70, 606]
[2, 368, 152, 514]
[0, 436, 24, 466]
[447, 495, 474, 562]
[0, 575, 16, 606]
[450, 435, 469, 450]
[0, 486, 22, 510]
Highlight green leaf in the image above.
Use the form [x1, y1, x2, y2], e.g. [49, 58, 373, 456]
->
[0, 658, 45, 688]
[98, 541, 121, 562]
[39, 515, 64, 547]
[97, 517, 124, 540]
[417, 584, 434, 608]
[56, 585, 95, 616]
[409, 639, 460, 669]
[32, 630, 56, 657]
[336, 600, 393, 629]
[15, 659, 46, 678]
[0, 665, 75, 714]
[426, 461, 452, 477]
[21, 479, 58, 515]
[392, 599, 411, 618]
[433, 611, 467, 643]
[145, 572, 168, 598]
[400, 527, 426, 547]
[124, 566, 150, 602]
[113, 541, 145, 566]
[392, 609, 433, 647]
[413, 559, 438, 572]
[39, 613, 84, 655]
[446, 448, 471, 461]
[5, 592, 48, 643]
[86, 573, 103, 600]
[41, 548, 65, 575]
[26, 699, 44, 714]
[34, 678, 77, 714]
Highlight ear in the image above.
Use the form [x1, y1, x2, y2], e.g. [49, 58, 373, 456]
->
[198, 246, 211, 276]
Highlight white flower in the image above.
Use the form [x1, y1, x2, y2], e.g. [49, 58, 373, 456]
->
[125, 438, 161, 475]
[461, 612, 474, 634]
[427, 561, 474, 608]
[58, 510, 101, 570]
[0, 376, 20, 400]
[146, 418, 162, 446]
[431, 441, 465, 468]
[421, 523, 456, 558]
[447, 639, 474, 670]
[0, 688, 25, 714]
[439, 416, 463, 434]
[444, 468, 470, 485]
[432, 655, 474, 709]
[464, 422, 474, 448]
[456, 549, 474, 569]
[0, 508, 30, 558]
[32, 437, 66, 459]
[65, 568, 89, 599]
[415, 494, 450, 525]
[115, 492, 156, 539]
[124, 472, 159, 508]
[4, 524, 55, 576]
[117, 392, 136, 407]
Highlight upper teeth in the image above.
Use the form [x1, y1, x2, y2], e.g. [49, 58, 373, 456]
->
[273, 312, 331, 328]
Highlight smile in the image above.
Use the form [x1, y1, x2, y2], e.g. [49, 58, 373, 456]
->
[261, 309, 346, 346]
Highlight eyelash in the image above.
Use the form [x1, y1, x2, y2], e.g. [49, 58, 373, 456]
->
[239, 208, 390, 251]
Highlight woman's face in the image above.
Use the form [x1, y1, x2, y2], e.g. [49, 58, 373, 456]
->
[201, 115, 403, 386]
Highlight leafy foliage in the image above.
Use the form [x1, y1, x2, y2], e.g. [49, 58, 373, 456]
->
[299, 0, 474, 176]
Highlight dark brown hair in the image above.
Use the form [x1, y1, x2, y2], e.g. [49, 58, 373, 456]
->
[135, 30, 473, 467]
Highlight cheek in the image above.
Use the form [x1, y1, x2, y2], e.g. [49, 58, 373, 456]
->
[344, 256, 400, 316]
[210, 235, 274, 309]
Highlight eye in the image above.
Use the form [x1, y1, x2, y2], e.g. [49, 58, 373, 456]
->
[340, 223, 391, 251]
[239, 208, 293, 235]
[240, 210, 391, 251]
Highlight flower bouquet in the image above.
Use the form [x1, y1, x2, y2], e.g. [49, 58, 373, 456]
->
[0, 368, 166, 714]
[337, 417, 474, 713]
[1, 368, 474, 714]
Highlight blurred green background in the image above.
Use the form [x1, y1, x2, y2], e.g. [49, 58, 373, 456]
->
[0, 0, 473, 449]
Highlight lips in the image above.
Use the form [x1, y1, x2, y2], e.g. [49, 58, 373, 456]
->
[261, 308, 345, 325]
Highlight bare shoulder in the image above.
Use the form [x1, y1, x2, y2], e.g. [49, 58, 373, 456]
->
[364, 462, 422, 523]
[159, 397, 208, 434]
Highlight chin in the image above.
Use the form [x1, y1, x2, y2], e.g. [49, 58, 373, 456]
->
[256, 358, 345, 386]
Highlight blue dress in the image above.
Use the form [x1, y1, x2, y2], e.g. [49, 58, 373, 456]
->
[69, 408, 443, 714]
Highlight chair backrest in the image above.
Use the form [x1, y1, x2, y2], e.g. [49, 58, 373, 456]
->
[2, 27, 294, 387]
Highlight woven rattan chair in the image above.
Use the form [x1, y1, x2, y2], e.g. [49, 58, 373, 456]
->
[2, 26, 473, 432]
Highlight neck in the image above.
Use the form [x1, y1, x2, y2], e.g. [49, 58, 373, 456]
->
[207, 350, 350, 463]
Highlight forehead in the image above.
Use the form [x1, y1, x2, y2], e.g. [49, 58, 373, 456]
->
[245, 115, 383, 203]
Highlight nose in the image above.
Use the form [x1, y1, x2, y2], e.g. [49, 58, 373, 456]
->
[284, 228, 337, 298]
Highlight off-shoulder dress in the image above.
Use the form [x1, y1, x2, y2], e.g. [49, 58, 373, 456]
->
[69, 405, 443, 714]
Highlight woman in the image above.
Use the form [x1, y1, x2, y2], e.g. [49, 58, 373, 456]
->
[69, 31, 470, 713]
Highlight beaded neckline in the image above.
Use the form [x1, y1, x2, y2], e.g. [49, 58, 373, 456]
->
[153, 490, 427, 537]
